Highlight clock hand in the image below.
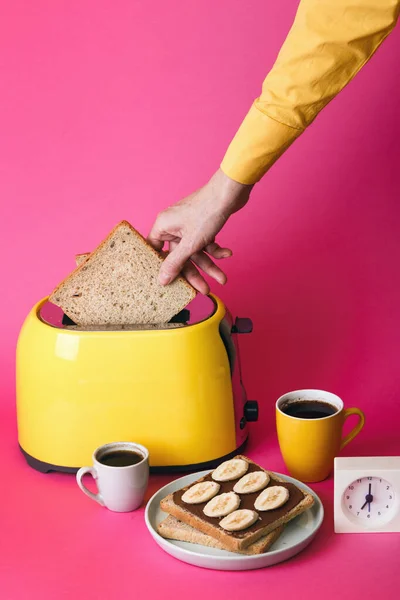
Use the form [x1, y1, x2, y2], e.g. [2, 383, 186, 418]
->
[361, 483, 374, 510]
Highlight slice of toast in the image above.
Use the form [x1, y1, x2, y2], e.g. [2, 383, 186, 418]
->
[49, 220, 196, 326]
[75, 253, 90, 266]
[160, 455, 314, 552]
[157, 514, 284, 555]
[75, 249, 168, 267]
[67, 254, 184, 330]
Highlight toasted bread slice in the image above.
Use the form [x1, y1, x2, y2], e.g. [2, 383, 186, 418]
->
[75, 253, 90, 266]
[160, 455, 314, 552]
[157, 514, 284, 555]
[75, 248, 168, 267]
[70, 250, 184, 330]
[49, 220, 196, 326]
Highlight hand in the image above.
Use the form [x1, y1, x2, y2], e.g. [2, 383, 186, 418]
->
[147, 169, 253, 294]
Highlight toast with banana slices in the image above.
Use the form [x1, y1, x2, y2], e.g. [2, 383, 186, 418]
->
[160, 455, 314, 553]
[157, 514, 284, 555]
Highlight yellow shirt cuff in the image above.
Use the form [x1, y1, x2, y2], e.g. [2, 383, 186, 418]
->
[220, 103, 303, 185]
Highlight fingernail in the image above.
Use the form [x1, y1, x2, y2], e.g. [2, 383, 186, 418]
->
[159, 273, 171, 285]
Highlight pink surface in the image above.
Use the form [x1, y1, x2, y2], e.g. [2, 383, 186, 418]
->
[1, 1, 399, 598]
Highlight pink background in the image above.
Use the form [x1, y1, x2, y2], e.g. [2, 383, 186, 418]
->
[1, 1, 399, 598]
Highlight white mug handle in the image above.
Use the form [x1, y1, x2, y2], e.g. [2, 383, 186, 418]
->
[76, 467, 105, 506]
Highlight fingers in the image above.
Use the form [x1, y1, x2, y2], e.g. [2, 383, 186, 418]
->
[165, 239, 210, 293]
[159, 237, 231, 292]
[147, 227, 164, 252]
[181, 261, 210, 295]
[149, 210, 232, 291]
[191, 251, 227, 285]
[205, 242, 233, 259]
[159, 240, 194, 285]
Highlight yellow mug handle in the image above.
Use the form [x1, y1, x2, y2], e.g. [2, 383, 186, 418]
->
[340, 408, 365, 450]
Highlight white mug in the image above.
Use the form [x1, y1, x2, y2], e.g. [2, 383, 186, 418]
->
[76, 442, 149, 512]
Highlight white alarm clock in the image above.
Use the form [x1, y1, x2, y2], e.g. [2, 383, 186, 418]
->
[334, 457, 400, 533]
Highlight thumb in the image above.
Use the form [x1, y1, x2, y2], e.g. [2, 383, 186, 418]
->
[159, 241, 193, 285]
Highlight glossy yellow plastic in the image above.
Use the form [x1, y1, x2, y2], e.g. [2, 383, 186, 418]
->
[16, 295, 236, 468]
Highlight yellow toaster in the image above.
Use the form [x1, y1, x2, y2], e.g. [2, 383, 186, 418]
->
[16, 294, 258, 473]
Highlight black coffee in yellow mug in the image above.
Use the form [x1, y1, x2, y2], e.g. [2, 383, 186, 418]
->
[276, 389, 365, 482]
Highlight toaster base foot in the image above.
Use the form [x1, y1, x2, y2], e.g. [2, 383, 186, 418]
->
[19, 439, 249, 475]
[19, 446, 79, 473]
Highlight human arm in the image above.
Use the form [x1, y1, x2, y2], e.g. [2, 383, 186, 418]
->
[221, 0, 400, 184]
[149, 0, 399, 292]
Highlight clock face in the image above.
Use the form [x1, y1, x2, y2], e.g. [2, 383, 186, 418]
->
[343, 477, 395, 523]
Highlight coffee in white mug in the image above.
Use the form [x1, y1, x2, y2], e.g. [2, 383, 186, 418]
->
[76, 441, 149, 512]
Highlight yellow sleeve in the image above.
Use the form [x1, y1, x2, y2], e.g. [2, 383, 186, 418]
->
[220, 0, 400, 185]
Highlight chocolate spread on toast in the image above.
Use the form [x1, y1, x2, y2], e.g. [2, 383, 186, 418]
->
[173, 462, 305, 538]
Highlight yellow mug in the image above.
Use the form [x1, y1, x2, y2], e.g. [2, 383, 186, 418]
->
[276, 389, 365, 482]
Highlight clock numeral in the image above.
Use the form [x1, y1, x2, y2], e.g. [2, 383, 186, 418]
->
[349, 485, 354, 490]
[378, 512, 381, 516]
[386, 505, 389, 509]
[387, 486, 390, 490]
[367, 477, 372, 481]
[346, 495, 350, 499]
[389, 495, 392, 499]
[380, 479, 382, 483]
[367, 514, 371, 518]
[349, 505, 352, 509]
[357, 512, 360, 516]
[357, 479, 361, 483]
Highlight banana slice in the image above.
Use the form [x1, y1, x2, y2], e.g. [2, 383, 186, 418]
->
[219, 509, 259, 532]
[233, 471, 270, 494]
[203, 492, 241, 518]
[181, 481, 220, 504]
[254, 486, 290, 511]
[211, 459, 249, 482]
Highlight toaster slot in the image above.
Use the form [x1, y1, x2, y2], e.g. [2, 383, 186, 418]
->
[169, 309, 190, 324]
[62, 313, 77, 326]
[60, 309, 190, 328]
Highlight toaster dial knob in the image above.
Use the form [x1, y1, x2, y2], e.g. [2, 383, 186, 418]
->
[244, 400, 258, 422]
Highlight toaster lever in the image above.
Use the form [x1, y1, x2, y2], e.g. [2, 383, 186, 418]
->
[244, 400, 258, 422]
[232, 317, 253, 334]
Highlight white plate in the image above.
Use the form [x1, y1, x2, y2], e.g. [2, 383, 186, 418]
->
[145, 470, 324, 571]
